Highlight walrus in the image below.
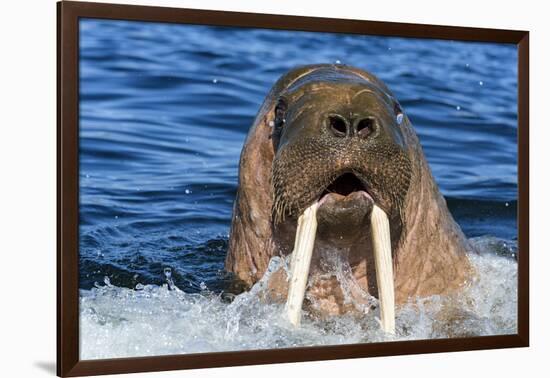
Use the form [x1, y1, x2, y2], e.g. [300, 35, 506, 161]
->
[226, 64, 472, 332]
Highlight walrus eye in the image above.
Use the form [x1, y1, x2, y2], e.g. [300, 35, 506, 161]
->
[275, 98, 288, 126]
[271, 97, 288, 147]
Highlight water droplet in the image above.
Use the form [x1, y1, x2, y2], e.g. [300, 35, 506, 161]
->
[164, 268, 179, 291]
[114, 215, 118, 219]
[479, 81, 484, 86]
[456, 106, 461, 110]
[466, 63, 470, 68]
[104, 276, 112, 287]
[388, 47, 392, 51]
[335, 59, 341, 64]
[396, 113, 404, 125]
[135, 283, 144, 290]
[85, 174, 90, 178]
[200, 282, 207, 290]
[505, 202, 509, 207]
[212, 78, 218, 84]
[185, 189, 191, 194]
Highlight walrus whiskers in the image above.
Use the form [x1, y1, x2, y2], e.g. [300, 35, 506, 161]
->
[285, 202, 319, 326]
[371, 205, 395, 334]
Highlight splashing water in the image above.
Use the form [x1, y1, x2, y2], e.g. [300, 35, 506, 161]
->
[79, 236, 517, 360]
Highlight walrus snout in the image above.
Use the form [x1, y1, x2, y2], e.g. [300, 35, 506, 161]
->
[270, 74, 412, 224]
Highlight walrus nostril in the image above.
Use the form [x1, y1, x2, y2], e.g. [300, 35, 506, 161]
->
[327, 115, 349, 137]
[356, 117, 377, 137]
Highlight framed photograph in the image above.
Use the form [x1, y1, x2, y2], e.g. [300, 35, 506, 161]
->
[57, 1, 529, 376]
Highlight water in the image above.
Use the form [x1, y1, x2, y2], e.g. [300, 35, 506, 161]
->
[78, 19, 518, 359]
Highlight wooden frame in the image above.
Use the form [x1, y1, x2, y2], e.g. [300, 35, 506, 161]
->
[57, 1, 529, 376]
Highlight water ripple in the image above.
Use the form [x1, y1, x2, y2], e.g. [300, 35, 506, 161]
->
[79, 19, 518, 294]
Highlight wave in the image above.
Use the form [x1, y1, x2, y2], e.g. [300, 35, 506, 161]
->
[80, 236, 517, 360]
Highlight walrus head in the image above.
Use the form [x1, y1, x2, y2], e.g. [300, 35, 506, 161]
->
[226, 64, 472, 332]
[271, 71, 412, 248]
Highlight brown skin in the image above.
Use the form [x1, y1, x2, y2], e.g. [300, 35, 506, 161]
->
[226, 64, 473, 315]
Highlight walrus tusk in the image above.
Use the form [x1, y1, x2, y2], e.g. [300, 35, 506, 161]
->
[285, 202, 319, 326]
[370, 205, 395, 334]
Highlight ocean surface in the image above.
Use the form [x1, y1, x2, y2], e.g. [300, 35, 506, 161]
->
[78, 19, 518, 359]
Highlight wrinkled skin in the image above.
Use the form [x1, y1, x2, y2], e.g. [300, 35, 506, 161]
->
[226, 64, 472, 315]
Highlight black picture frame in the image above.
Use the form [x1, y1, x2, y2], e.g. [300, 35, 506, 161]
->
[57, 1, 529, 376]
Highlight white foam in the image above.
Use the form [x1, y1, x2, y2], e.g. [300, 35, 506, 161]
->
[80, 236, 517, 360]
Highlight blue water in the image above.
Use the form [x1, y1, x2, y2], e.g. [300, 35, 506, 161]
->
[78, 19, 518, 294]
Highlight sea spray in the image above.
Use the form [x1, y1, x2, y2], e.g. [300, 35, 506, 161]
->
[80, 236, 518, 360]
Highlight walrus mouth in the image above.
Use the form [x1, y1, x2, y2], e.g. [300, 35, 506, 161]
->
[319, 172, 369, 200]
